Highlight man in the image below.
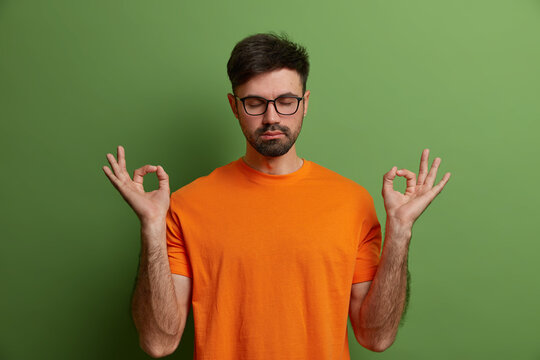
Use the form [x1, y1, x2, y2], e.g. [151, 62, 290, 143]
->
[103, 33, 450, 359]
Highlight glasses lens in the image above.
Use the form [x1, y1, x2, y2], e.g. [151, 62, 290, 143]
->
[275, 97, 299, 115]
[243, 97, 267, 115]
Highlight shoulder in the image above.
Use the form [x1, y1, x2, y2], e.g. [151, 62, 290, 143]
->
[307, 160, 378, 219]
[307, 160, 374, 202]
[170, 160, 238, 204]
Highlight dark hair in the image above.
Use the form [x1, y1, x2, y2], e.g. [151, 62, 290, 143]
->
[227, 33, 310, 94]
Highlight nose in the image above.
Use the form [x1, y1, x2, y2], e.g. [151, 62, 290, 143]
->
[262, 100, 280, 125]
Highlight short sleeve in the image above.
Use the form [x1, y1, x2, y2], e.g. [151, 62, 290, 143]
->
[166, 202, 193, 278]
[352, 192, 382, 284]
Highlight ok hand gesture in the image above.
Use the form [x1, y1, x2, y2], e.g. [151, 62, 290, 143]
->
[382, 149, 451, 229]
[102, 145, 170, 224]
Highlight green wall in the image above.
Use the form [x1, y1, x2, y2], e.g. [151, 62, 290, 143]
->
[1, 0, 539, 359]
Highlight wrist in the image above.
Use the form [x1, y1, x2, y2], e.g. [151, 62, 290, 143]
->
[140, 218, 166, 237]
[140, 214, 166, 226]
[385, 218, 413, 242]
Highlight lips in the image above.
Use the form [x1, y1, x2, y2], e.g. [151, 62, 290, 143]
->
[260, 131, 285, 140]
[262, 131, 283, 136]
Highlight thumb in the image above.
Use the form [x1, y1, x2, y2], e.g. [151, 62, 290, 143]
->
[156, 165, 170, 192]
[382, 166, 397, 196]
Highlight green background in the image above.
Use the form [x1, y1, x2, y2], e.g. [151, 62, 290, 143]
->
[1, 0, 539, 359]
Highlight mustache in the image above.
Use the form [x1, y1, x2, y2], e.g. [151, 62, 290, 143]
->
[256, 125, 290, 136]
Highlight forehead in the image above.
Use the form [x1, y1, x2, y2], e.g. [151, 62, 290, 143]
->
[235, 68, 303, 98]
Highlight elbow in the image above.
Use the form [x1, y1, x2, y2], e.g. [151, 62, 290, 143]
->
[365, 338, 395, 353]
[140, 342, 176, 358]
[355, 330, 396, 353]
[139, 336, 181, 358]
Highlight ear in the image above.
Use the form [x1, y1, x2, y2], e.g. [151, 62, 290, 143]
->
[227, 93, 239, 119]
[302, 90, 310, 117]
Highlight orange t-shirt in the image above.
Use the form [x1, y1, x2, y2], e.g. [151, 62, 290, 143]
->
[166, 157, 382, 359]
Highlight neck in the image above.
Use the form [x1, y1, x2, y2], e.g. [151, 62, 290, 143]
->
[242, 144, 303, 175]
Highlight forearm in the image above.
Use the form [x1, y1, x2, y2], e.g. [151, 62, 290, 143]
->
[131, 220, 182, 355]
[356, 219, 412, 351]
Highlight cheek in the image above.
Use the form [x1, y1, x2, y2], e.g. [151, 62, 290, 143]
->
[239, 118, 257, 133]
[291, 115, 303, 128]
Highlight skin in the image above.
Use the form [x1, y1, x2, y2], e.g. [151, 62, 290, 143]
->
[227, 68, 310, 175]
[102, 68, 451, 356]
[103, 149, 189, 357]
[349, 149, 451, 351]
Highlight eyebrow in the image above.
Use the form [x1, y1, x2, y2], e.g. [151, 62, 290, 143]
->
[242, 92, 301, 98]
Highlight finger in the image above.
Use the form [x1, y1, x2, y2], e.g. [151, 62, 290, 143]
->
[102, 165, 121, 189]
[425, 157, 441, 188]
[382, 166, 398, 196]
[396, 168, 416, 194]
[106, 153, 121, 176]
[431, 172, 451, 196]
[417, 148, 429, 185]
[107, 152, 130, 181]
[133, 165, 158, 185]
[156, 165, 170, 192]
[117, 145, 127, 172]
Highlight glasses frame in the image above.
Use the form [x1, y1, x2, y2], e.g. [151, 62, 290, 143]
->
[234, 95, 304, 116]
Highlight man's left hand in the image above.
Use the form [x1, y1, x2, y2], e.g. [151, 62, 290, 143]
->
[382, 149, 451, 230]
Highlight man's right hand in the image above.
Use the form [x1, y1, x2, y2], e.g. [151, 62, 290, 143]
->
[102, 145, 170, 224]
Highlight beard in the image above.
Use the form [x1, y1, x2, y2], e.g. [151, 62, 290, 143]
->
[241, 117, 303, 157]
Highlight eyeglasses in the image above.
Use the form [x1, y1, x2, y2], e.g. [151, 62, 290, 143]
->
[234, 95, 304, 116]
